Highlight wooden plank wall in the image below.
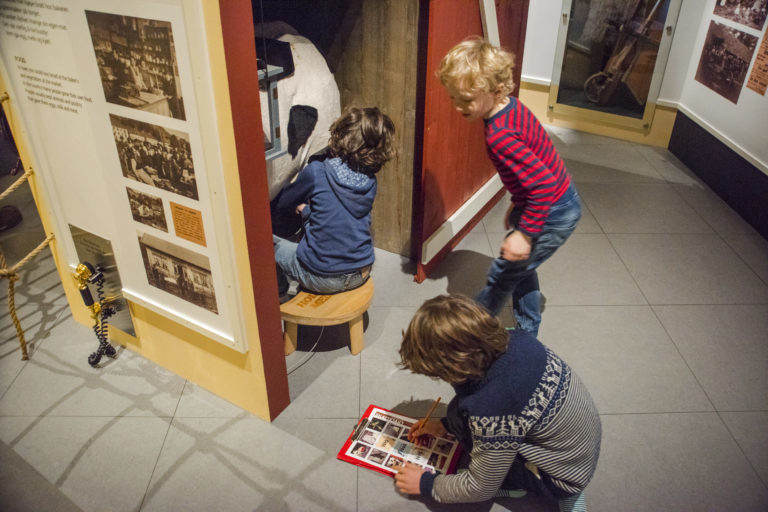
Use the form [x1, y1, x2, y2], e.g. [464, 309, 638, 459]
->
[328, 0, 421, 257]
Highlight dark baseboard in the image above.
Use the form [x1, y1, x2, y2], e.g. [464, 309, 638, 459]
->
[668, 112, 768, 240]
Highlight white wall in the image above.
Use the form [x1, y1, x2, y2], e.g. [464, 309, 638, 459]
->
[676, 0, 768, 174]
[520, 1, 562, 84]
[520, 0, 768, 173]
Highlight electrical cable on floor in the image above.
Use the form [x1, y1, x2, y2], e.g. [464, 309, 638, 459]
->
[286, 326, 324, 375]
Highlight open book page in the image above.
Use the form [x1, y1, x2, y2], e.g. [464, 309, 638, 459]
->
[340, 405, 461, 476]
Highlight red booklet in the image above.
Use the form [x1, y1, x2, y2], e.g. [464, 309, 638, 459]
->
[337, 404, 462, 477]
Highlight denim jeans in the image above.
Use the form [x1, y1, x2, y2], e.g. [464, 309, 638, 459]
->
[475, 185, 581, 336]
[273, 235, 368, 294]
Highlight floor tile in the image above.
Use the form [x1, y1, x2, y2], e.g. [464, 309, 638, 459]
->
[559, 144, 665, 183]
[428, 233, 496, 298]
[481, 196, 512, 234]
[720, 411, 768, 486]
[0, 302, 70, 398]
[0, 319, 185, 418]
[371, 249, 448, 308]
[610, 234, 768, 305]
[545, 124, 633, 146]
[674, 183, 761, 236]
[0, 440, 83, 512]
[540, 306, 712, 414]
[578, 183, 713, 234]
[279, 345, 360, 420]
[173, 380, 246, 418]
[536, 234, 647, 306]
[5, 253, 66, 303]
[0, 415, 169, 512]
[720, 233, 768, 284]
[635, 145, 704, 185]
[141, 417, 357, 512]
[589, 413, 768, 512]
[574, 201, 604, 234]
[653, 305, 768, 411]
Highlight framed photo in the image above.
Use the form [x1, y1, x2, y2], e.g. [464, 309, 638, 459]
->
[85, 11, 186, 120]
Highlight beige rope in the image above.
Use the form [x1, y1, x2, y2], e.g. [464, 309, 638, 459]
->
[0, 233, 55, 360]
[0, 169, 31, 202]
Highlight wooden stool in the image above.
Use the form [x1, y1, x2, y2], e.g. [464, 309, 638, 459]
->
[280, 279, 374, 356]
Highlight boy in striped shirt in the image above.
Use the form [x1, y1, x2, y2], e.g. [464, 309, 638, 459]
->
[395, 295, 601, 511]
[438, 38, 581, 336]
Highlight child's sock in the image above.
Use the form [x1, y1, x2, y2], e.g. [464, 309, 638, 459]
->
[558, 492, 587, 512]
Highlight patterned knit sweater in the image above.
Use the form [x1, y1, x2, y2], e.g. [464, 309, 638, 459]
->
[420, 330, 601, 503]
[485, 97, 571, 237]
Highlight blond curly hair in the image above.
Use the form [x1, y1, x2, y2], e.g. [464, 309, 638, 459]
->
[438, 37, 516, 97]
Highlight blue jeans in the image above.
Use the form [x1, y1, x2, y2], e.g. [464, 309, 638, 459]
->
[273, 235, 368, 294]
[475, 185, 581, 336]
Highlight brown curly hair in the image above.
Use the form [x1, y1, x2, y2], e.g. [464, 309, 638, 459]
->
[328, 107, 396, 176]
[399, 295, 509, 384]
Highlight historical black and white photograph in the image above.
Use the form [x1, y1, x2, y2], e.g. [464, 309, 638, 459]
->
[695, 21, 759, 103]
[110, 113, 198, 200]
[126, 187, 167, 232]
[714, 0, 768, 31]
[85, 11, 185, 120]
[138, 232, 218, 314]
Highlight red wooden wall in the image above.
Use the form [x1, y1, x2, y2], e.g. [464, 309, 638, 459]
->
[413, 0, 529, 282]
[219, 0, 290, 420]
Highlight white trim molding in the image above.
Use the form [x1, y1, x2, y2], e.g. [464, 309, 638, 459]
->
[421, 174, 504, 265]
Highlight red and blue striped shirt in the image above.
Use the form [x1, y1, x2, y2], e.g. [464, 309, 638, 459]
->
[485, 97, 571, 236]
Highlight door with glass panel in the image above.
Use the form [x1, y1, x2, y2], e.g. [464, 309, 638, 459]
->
[548, 0, 681, 130]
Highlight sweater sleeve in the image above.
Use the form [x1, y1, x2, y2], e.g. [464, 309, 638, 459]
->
[422, 420, 523, 503]
[273, 164, 317, 213]
[426, 439, 519, 503]
[487, 129, 561, 237]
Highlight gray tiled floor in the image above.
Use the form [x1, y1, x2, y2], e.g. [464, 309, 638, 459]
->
[2, 128, 768, 511]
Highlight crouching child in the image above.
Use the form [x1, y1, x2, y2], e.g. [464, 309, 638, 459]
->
[396, 294, 601, 511]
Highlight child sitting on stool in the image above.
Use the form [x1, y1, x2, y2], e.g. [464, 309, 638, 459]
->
[395, 295, 601, 512]
[272, 107, 395, 299]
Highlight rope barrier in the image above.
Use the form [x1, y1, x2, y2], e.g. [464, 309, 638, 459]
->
[0, 233, 54, 360]
[0, 169, 31, 202]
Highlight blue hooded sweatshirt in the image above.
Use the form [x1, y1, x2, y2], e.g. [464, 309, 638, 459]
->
[274, 157, 377, 275]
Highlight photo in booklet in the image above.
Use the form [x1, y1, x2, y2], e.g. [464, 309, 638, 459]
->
[337, 404, 462, 478]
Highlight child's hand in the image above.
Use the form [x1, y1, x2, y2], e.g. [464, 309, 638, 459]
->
[295, 203, 307, 214]
[408, 418, 446, 442]
[395, 462, 426, 495]
[500, 230, 531, 261]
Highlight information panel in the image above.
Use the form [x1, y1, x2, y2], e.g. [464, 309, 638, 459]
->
[0, 0, 248, 352]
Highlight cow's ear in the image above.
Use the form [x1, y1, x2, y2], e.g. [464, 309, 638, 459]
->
[287, 105, 318, 158]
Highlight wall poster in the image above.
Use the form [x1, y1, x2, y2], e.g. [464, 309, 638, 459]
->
[713, 0, 768, 32]
[695, 20, 759, 103]
[0, 0, 249, 352]
[746, 32, 768, 95]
